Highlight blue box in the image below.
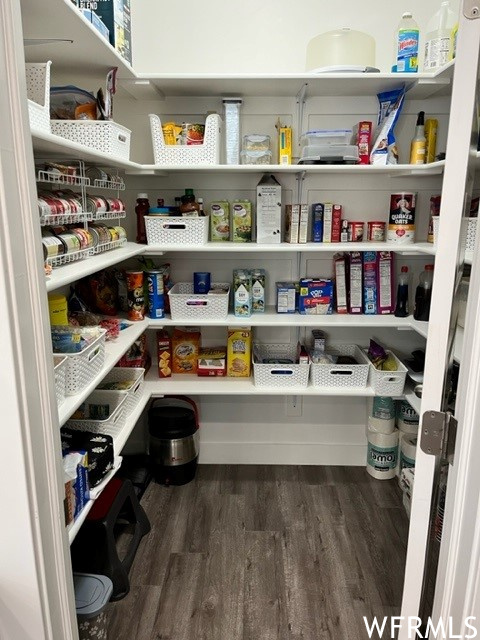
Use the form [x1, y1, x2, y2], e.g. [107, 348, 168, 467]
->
[311, 203, 324, 243]
[298, 278, 333, 315]
[363, 251, 377, 315]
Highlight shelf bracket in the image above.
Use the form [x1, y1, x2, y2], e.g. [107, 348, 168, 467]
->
[295, 170, 306, 203]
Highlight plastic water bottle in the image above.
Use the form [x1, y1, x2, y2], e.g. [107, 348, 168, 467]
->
[394, 12, 419, 73]
[414, 265, 434, 321]
[394, 266, 410, 318]
[424, 1, 456, 71]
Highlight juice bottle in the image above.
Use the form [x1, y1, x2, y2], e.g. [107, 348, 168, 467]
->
[135, 193, 150, 244]
[414, 265, 434, 321]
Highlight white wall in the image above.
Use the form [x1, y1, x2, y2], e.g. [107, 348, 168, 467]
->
[130, 0, 460, 74]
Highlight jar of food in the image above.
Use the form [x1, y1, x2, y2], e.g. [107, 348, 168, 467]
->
[179, 189, 200, 217]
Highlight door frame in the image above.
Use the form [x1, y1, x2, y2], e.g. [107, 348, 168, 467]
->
[0, 0, 77, 637]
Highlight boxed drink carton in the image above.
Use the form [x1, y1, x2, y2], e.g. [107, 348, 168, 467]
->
[276, 282, 297, 313]
[363, 251, 377, 315]
[348, 252, 363, 314]
[251, 268, 266, 313]
[256, 174, 282, 244]
[285, 204, 299, 243]
[227, 327, 252, 377]
[298, 278, 334, 315]
[299, 204, 309, 243]
[312, 203, 324, 243]
[377, 251, 394, 314]
[334, 253, 348, 314]
[233, 269, 252, 317]
[210, 201, 230, 241]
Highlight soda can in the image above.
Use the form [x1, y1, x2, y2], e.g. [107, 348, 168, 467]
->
[146, 270, 165, 319]
[126, 271, 145, 321]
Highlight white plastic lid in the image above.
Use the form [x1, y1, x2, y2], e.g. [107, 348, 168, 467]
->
[74, 573, 113, 620]
[304, 129, 352, 136]
[137, 193, 148, 199]
[402, 12, 413, 18]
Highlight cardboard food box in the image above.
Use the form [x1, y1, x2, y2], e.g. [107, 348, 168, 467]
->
[322, 203, 334, 242]
[285, 204, 299, 243]
[363, 251, 378, 315]
[334, 252, 348, 314]
[198, 347, 227, 376]
[377, 251, 394, 314]
[357, 121, 373, 165]
[210, 201, 230, 242]
[331, 205, 342, 242]
[172, 327, 201, 374]
[276, 281, 297, 313]
[157, 329, 172, 377]
[298, 278, 334, 315]
[78, 0, 132, 65]
[278, 126, 292, 164]
[227, 326, 252, 377]
[232, 200, 252, 242]
[312, 203, 324, 243]
[256, 174, 282, 244]
[348, 252, 363, 314]
[62, 430, 114, 488]
[299, 203, 309, 243]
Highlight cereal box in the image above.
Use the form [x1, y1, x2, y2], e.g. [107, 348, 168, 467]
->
[227, 326, 252, 377]
[198, 347, 227, 376]
[298, 203, 309, 244]
[348, 252, 363, 314]
[157, 329, 172, 378]
[172, 327, 201, 374]
[285, 204, 299, 243]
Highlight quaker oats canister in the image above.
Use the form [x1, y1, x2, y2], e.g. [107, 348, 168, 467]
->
[387, 192, 417, 244]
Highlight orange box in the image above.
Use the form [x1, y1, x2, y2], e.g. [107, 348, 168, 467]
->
[157, 330, 172, 378]
[172, 327, 201, 374]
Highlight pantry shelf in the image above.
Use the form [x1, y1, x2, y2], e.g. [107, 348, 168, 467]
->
[21, 0, 136, 79]
[402, 381, 422, 415]
[58, 320, 148, 426]
[134, 62, 454, 99]
[46, 242, 144, 292]
[148, 311, 429, 337]
[144, 242, 437, 255]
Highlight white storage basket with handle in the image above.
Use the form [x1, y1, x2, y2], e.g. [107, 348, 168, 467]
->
[149, 113, 222, 165]
[66, 391, 127, 437]
[310, 344, 370, 389]
[57, 329, 107, 396]
[367, 350, 408, 396]
[168, 283, 230, 320]
[53, 355, 67, 406]
[50, 120, 131, 160]
[145, 216, 209, 246]
[253, 343, 310, 388]
[433, 216, 477, 251]
[25, 61, 52, 133]
[96, 367, 145, 416]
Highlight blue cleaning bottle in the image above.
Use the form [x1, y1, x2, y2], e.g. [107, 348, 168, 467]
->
[394, 12, 419, 73]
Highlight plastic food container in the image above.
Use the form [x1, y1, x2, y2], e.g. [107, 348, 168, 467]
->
[243, 134, 271, 151]
[301, 129, 353, 146]
[299, 145, 359, 164]
[240, 150, 272, 165]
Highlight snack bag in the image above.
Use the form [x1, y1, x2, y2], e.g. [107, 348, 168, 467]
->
[370, 87, 406, 165]
[172, 327, 201, 374]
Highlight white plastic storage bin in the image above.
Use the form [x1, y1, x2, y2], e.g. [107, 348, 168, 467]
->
[253, 343, 310, 389]
[433, 216, 477, 250]
[50, 120, 131, 160]
[168, 283, 230, 321]
[310, 344, 370, 389]
[96, 367, 145, 415]
[54, 355, 67, 406]
[145, 216, 209, 246]
[66, 391, 127, 437]
[58, 329, 107, 396]
[25, 61, 52, 133]
[367, 350, 408, 396]
[149, 113, 222, 165]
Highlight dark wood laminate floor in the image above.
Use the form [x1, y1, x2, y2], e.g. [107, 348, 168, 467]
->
[106, 465, 409, 640]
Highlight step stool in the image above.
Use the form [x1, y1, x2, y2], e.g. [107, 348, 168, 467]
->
[71, 477, 151, 601]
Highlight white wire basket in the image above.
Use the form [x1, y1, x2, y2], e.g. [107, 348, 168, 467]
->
[92, 238, 127, 254]
[50, 120, 131, 160]
[310, 344, 371, 389]
[168, 283, 230, 320]
[93, 178, 126, 190]
[366, 350, 408, 396]
[96, 367, 145, 416]
[145, 215, 209, 246]
[149, 113, 222, 165]
[25, 61, 51, 133]
[37, 169, 90, 187]
[57, 329, 107, 396]
[433, 216, 477, 251]
[46, 246, 94, 268]
[40, 212, 93, 226]
[253, 343, 310, 388]
[66, 391, 127, 437]
[54, 355, 67, 406]
[92, 210, 127, 222]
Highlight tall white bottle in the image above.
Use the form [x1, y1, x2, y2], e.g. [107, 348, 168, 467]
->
[423, 1, 457, 71]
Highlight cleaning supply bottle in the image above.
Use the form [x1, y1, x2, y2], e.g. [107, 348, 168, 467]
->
[135, 193, 150, 244]
[414, 264, 434, 321]
[395, 12, 419, 73]
[395, 266, 409, 317]
[424, 1, 456, 71]
[410, 111, 426, 164]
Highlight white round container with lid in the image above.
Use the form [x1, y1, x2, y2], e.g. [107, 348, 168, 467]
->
[306, 28, 376, 72]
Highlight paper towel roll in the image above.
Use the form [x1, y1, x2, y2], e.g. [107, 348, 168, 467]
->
[396, 400, 419, 429]
[400, 436, 417, 472]
[368, 415, 395, 435]
[366, 428, 399, 480]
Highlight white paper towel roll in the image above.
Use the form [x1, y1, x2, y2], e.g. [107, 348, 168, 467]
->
[400, 436, 417, 472]
[366, 428, 399, 480]
[368, 415, 395, 435]
[396, 400, 419, 429]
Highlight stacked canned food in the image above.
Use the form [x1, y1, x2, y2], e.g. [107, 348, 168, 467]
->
[42, 224, 127, 267]
[87, 195, 126, 220]
[38, 190, 91, 225]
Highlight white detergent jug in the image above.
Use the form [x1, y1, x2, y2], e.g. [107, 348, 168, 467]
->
[423, 1, 457, 71]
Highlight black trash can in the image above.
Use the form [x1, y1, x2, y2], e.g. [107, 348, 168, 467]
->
[148, 398, 199, 486]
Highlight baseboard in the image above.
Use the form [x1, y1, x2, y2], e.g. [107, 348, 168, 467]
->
[198, 442, 366, 465]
